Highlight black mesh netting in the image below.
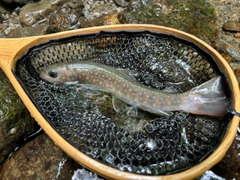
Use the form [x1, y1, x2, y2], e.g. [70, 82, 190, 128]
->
[14, 31, 231, 175]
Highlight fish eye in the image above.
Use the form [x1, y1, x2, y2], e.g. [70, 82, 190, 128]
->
[48, 69, 58, 78]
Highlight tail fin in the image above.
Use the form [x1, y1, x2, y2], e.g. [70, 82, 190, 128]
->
[186, 77, 229, 117]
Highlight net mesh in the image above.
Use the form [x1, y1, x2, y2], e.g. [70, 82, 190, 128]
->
[14, 31, 231, 175]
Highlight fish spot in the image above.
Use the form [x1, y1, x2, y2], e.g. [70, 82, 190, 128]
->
[145, 94, 150, 99]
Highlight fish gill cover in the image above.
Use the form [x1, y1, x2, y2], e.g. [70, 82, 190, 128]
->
[14, 31, 231, 175]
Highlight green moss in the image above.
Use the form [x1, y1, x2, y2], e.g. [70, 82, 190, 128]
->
[119, 0, 218, 44]
[0, 69, 36, 163]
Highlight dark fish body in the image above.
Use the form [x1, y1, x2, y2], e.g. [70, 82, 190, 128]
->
[40, 61, 228, 116]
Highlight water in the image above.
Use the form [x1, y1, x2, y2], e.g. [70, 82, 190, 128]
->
[71, 169, 103, 180]
[197, 170, 226, 180]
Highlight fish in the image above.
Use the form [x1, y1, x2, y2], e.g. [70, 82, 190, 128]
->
[40, 61, 229, 117]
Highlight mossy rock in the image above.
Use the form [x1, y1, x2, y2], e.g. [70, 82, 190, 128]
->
[0, 69, 37, 163]
[119, 0, 218, 45]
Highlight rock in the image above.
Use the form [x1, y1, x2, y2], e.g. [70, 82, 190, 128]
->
[197, 170, 226, 180]
[211, 131, 240, 179]
[235, 68, 240, 77]
[215, 39, 240, 62]
[72, 169, 103, 180]
[119, 0, 218, 45]
[113, 0, 130, 7]
[220, 53, 232, 63]
[223, 21, 240, 32]
[0, 133, 88, 179]
[0, 10, 23, 37]
[1, 0, 39, 5]
[226, 44, 240, 62]
[0, 70, 36, 164]
[19, 0, 83, 28]
[82, 0, 123, 21]
[0, 2, 11, 15]
[229, 62, 240, 83]
[235, 33, 240, 38]
[48, 0, 84, 32]
[81, 13, 120, 28]
[7, 22, 49, 37]
[19, 0, 63, 27]
[91, 3, 117, 19]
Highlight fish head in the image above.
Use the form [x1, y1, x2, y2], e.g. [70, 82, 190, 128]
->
[40, 64, 76, 84]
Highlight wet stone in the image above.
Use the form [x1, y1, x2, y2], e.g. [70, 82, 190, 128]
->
[81, 13, 120, 28]
[7, 23, 49, 37]
[235, 68, 240, 77]
[226, 44, 240, 62]
[223, 21, 240, 32]
[48, 0, 84, 32]
[215, 39, 240, 62]
[119, 0, 218, 45]
[1, 0, 39, 5]
[0, 133, 100, 179]
[0, 2, 11, 15]
[235, 33, 240, 38]
[19, 0, 83, 27]
[211, 131, 240, 179]
[82, 0, 124, 21]
[0, 70, 36, 164]
[197, 170, 225, 180]
[113, 0, 130, 7]
[92, 3, 117, 18]
[220, 53, 232, 63]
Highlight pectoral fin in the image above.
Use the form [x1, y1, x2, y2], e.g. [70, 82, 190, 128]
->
[112, 96, 138, 117]
[112, 96, 127, 113]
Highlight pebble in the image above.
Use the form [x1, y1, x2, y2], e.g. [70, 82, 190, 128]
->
[235, 68, 240, 77]
[226, 45, 240, 62]
[113, 0, 130, 7]
[221, 53, 232, 63]
[235, 33, 240, 38]
[223, 21, 240, 32]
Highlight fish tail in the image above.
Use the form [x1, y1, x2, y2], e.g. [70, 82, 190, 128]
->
[185, 77, 229, 116]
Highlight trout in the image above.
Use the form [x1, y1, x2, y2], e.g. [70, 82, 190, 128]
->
[40, 61, 228, 116]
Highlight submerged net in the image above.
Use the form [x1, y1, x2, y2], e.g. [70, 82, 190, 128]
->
[14, 31, 231, 175]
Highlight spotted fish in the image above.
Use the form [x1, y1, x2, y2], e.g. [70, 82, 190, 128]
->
[40, 61, 229, 116]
